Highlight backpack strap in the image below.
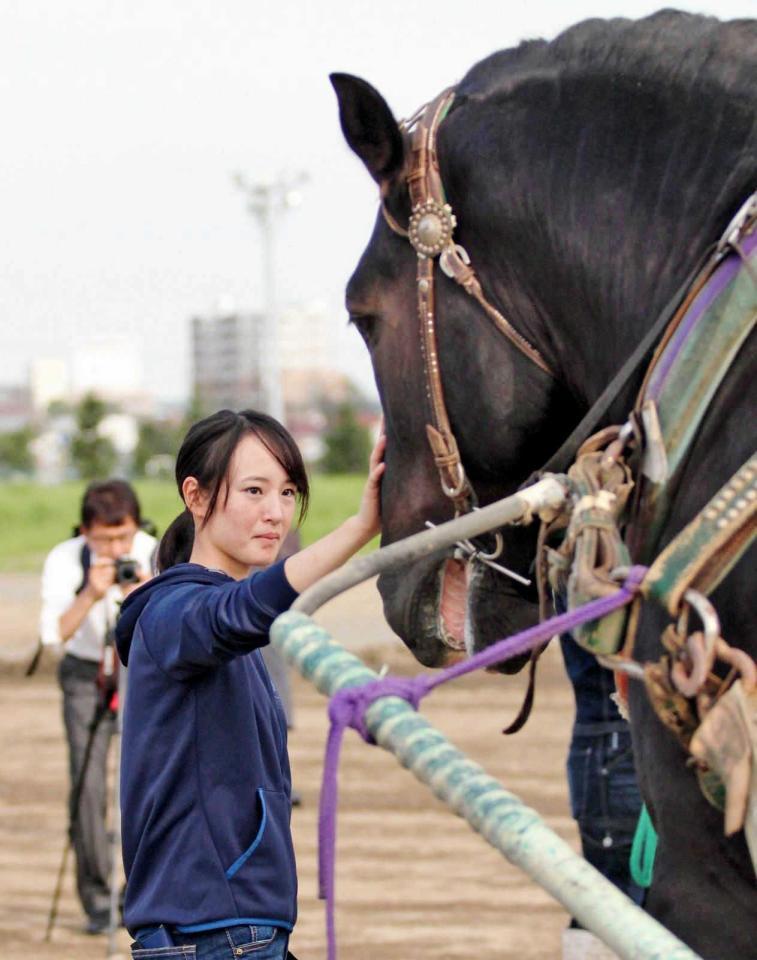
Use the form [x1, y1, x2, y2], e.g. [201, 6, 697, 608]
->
[75, 542, 91, 595]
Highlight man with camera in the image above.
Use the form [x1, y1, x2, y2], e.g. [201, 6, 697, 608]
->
[39, 479, 156, 935]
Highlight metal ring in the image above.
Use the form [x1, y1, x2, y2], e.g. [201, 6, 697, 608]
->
[682, 589, 720, 654]
[597, 654, 645, 680]
[440, 462, 468, 500]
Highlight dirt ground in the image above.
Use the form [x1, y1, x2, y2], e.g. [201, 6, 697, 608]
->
[0, 573, 579, 959]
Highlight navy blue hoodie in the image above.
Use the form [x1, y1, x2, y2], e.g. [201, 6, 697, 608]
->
[115, 560, 298, 937]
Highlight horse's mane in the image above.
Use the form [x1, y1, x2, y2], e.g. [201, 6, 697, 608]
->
[459, 11, 757, 111]
[444, 10, 756, 394]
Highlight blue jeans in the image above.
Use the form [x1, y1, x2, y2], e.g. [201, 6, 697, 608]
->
[567, 721, 645, 908]
[131, 924, 289, 959]
[559, 628, 645, 919]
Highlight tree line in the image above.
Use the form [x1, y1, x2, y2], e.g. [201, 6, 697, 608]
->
[0, 392, 375, 480]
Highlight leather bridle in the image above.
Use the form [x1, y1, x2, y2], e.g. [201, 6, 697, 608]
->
[381, 88, 554, 514]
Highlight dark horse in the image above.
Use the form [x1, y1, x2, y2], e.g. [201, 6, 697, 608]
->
[332, 11, 756, 959]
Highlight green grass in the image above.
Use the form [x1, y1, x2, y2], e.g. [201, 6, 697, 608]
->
[0, 474, 372, 573]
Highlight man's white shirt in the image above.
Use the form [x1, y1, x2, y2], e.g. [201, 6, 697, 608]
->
[39, 530, 157, 661]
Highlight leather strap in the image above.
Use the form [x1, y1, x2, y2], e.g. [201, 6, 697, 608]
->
[411, 91, 473, 511]
[383, 88, 552, 509]
[643, 452, 757, 616]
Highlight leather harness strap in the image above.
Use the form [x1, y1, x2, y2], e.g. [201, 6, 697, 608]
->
[643, 452, 757, 617]
[382, 88, 553, 510]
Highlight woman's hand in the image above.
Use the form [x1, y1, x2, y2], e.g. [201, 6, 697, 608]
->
[283, 421, 386, 594]
[356, 423, 386, 540]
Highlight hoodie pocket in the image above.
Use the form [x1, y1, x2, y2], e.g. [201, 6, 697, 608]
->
[225, 788, 294, 885]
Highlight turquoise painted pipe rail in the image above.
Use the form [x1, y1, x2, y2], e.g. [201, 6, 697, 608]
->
[271, 610, 703, 960]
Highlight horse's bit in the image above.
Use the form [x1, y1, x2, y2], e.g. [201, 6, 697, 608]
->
[381, 88, 554, 515]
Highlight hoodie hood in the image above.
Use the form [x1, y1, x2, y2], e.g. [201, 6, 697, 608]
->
[116, 564, 232, 665]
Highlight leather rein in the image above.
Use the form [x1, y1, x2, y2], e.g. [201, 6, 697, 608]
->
[381, 88, 554, 515]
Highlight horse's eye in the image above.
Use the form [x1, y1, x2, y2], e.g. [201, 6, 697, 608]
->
[349, 313, 378, 348]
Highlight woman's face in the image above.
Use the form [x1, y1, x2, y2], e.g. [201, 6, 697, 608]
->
[188, 432, 298, 579]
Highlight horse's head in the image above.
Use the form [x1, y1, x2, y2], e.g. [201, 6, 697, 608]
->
[331, 73, 580, 669]
[333, 13, 756, 671]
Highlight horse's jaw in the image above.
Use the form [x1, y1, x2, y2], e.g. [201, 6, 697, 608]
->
[463, 561, 538, 673]
[377, 554, 460, 667]
[378, 555, 538, 673]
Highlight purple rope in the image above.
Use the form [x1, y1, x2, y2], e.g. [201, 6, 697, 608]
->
[318, 565, 647, 959]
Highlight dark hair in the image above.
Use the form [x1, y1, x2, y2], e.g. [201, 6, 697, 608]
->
[157, 409, 309, 571]
[80, 479, 142, 530]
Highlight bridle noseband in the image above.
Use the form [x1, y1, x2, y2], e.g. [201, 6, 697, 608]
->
[381, 88, 554, 514]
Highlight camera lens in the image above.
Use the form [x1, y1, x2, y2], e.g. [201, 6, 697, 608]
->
[115, 559, 139, 584]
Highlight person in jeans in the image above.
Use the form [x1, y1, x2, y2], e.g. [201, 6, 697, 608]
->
[560, 635, 645, 960]
[39, 479, 156, 934]
[115, 409, 384, 959]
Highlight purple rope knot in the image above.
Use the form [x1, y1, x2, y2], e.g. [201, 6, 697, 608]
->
[327, 676, 430, 744]
[622, 564, 648, 594]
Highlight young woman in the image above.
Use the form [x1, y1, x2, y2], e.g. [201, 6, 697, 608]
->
[115, 408, 384, 959]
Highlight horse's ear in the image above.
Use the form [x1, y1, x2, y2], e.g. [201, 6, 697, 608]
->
[330, 73, 404, 184]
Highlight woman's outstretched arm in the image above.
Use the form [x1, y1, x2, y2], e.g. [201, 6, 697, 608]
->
[284, 428, 385, 593]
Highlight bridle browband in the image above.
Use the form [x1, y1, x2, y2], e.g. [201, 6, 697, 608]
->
[381, 88, 554, 513]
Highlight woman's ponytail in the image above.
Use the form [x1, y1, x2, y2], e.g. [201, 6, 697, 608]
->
[157, 509, 195, 572]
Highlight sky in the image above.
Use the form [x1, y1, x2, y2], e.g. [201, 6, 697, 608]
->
[2, 0, 754, 406]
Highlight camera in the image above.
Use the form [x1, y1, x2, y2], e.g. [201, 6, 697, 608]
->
[115, 557, 140, 585]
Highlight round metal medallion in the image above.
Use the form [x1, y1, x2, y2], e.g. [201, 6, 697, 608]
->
[408, 199, 457, 258]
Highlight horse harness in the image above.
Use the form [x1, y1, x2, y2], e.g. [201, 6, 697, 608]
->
[539, 194, 757, 837]
[378, 85, 757, 836]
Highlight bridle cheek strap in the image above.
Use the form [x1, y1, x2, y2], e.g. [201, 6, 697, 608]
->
[417, 253, 470, 506]
[383, 88, 554, 512]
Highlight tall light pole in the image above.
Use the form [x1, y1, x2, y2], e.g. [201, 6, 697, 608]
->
[232, 171, 308, 423]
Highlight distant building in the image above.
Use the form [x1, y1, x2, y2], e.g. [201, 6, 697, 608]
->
[278, 301, 334, 373]
[191, 309, 266, 412]
[99, 412, 140, 474]
[190, 302, 379, 461]
[26, 343, 157, 419]
[72, 338, 157, 415]
[0, 384, 33, 432]
[191, 304, 351, 409]
[29, 357, 69, 412]
[29, 413, 75, 485]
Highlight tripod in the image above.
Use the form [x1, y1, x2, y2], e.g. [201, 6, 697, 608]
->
[106, 661, 126, 958]
[45, 683, 117, 941]
[45, 616, 120, 944]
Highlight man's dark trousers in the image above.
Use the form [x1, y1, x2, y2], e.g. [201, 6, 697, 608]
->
[58, 654, 116, 924]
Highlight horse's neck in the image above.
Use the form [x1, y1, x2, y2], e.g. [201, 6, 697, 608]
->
[460, 73, 755, 408]
[520, 214, 713, 409]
